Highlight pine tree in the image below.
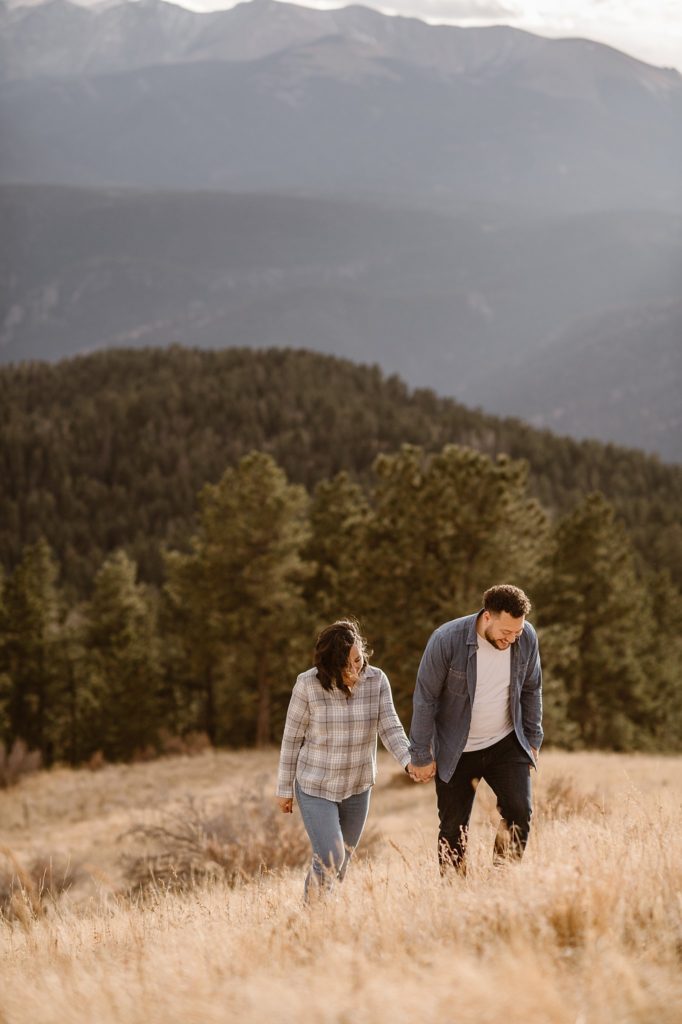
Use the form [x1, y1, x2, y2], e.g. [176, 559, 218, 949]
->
[166, 452, 311, 746]
[163, 545, 224, 743]
[537, 493, 654, 748]
[0, 565, 9, 745]
[356, 444, 548, 713]
[304, 472, 369, 624]
[640, 570, 682, 750]
[86, 550, 161, 760]
[52, 605, 95, 764]
[0, 540, 61, 762]
[533, 623, 581, 748]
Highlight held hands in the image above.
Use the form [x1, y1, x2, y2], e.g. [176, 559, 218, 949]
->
[276, 797, 293, 813]
[407, 760, 436, 783]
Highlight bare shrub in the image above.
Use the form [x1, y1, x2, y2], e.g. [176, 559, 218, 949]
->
[120, 787, 312, 892]
[382, 767, 416, 789]
[87, 750, 106, 772]
[158, 730, 212, 758]
[121, 783, 383, 894]
[0, 847, 83, 922]
[130, 732, 212, 764]
[0, 739, 42, 789]
[131, 745, 158, 764]
[536, 774, 604, 821]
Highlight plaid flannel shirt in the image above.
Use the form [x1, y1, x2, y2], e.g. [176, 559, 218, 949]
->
[276, 665, 411, 801]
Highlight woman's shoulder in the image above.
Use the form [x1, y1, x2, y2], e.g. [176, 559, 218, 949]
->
[363, 664, 386, 683]
[295, 667, 319, 687]
[290, 668, 322, 702]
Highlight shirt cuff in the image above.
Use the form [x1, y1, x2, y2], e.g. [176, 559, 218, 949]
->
[409, 747, 434, 767]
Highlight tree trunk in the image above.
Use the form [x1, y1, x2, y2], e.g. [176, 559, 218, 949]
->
[204, 665, 216, 744]
[255, 650, 270, 747]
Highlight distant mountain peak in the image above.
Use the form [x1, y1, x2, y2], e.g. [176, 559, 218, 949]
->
[3, 0, 679, 82]
[1, 0, 680, 206]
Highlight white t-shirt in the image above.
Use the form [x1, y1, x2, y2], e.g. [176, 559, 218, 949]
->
[463, 632, 514, 752]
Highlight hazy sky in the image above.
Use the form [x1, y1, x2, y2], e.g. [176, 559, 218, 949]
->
[177, 0, 682, 71]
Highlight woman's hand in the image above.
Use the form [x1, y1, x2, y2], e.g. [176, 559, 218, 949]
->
[277, 797, 293, 814]
[408, 761, 436, 782]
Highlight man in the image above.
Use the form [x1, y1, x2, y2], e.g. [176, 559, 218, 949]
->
[409, 584, 543, 872]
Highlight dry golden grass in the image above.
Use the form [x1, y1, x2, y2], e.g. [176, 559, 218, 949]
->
[0, 749, 680, 1024]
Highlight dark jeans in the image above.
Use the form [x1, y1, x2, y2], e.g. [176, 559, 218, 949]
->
[435, 730, 533, 873]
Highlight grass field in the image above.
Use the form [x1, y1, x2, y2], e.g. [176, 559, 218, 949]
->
[1, 748, 680, 1024]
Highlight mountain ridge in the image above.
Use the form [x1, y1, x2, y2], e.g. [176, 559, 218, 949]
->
[2, 48, 679, 210]
[1, 1, 679, 461]
[2, 0, 679, 86]
[2, 183, 680, 461]
[2, 0, 679, 212]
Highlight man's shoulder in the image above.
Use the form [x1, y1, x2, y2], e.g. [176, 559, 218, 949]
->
[432, 613, 478, 642]
[521, 620, 539, 647]
[522, 620, 538, 640]
[425, 614, 478, 658]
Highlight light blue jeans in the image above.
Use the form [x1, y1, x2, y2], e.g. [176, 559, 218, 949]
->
[295, 780, 371, 899]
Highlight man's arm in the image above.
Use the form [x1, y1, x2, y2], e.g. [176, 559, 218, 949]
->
[409, 628, 449, 772]
[520, 630, 543, 756]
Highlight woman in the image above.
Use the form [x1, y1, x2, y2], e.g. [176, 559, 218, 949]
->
[276, 619, 412, 899]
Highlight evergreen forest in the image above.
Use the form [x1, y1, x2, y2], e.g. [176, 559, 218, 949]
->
[1, 346, 680, 766]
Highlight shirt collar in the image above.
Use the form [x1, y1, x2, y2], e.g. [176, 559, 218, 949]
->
[466, 610, 483, 646]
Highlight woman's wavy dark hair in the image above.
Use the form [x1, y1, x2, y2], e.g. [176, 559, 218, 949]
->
[314, 619, 372, 696]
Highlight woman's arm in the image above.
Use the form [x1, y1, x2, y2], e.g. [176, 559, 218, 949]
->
[377, 672, 411, 768]
[275, 676, 310, 799]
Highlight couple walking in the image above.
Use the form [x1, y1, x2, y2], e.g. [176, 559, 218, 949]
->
[276, 583, 543, 898]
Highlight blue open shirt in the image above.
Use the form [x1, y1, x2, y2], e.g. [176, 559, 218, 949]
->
[409, 610, 543, 782]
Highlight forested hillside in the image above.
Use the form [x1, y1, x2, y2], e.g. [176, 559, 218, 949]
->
[1, 346, 680, 763]
[2, 346, 680, 594]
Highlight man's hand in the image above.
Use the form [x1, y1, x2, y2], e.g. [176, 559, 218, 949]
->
[408, 761, 436, 783]
[277, 797, 293, 813]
